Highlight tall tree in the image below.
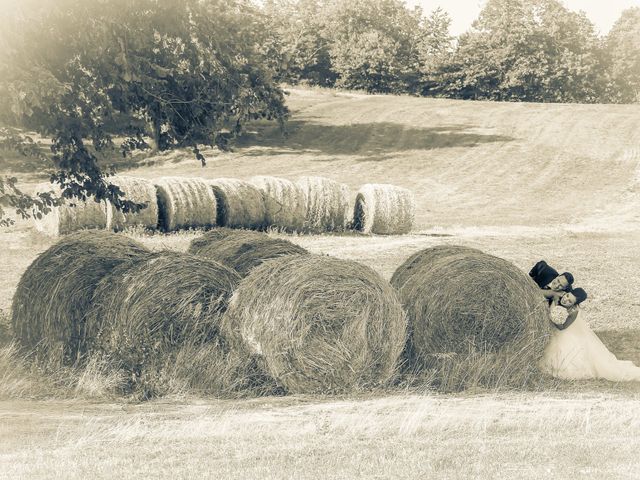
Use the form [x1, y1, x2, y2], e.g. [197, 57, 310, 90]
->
[0, 0, 288, 225]
[416, 7, 455, 96]
[320, 0, 424, 93]
[433, 0, 607, 102]
[262, 0, 336, 86]
[605, 7, 640, 103]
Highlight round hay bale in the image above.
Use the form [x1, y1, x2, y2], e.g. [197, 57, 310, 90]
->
[187, 227, 245, 251]
[11, 231, 149, 364]
[296, 176, 350, 233]
[105, 175, 159, 232]
[221, 254, 407, 394]
[188, 229, 308, 277]
[154, 177, 217, 231]
[391, 245, 551, 388]
[86, 252, 255, 397]
[250, 176, 306, 232]
[353, 183, 415, 235]
[207, 178, 267, 230]
[32, 183, 109, 237]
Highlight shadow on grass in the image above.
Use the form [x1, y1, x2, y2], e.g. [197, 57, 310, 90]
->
[235, 119, 515, 160]
[597, 329, 640, 366]
[2, 118, 514, 176]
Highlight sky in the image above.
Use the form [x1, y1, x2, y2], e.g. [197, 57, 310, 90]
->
[405, 0, 640, 36]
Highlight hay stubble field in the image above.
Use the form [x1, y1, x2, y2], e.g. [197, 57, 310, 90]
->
[2, 87, 640, 479]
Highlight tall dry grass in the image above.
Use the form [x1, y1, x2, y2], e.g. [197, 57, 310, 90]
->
[0, 342, 126, 400]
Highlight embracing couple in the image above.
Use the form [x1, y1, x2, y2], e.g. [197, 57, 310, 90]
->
[531, 259, 640, 382]
[529, 260, 587, 330]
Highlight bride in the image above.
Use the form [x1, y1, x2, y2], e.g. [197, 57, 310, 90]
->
[540, 288, 640, 381]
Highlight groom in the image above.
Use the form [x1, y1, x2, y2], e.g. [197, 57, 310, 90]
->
[529, 260, 574, 294]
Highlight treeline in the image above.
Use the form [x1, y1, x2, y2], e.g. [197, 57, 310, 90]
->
[263, 0, 640, 103]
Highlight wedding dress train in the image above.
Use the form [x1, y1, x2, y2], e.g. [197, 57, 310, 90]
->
[540, 311, 640, 381]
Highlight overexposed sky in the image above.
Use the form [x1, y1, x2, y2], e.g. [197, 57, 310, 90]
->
[406, 0, 640, 36]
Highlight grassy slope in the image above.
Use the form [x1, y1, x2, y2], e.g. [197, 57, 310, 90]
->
[3, 87, 640, 231]
[97, 87, 640, 230]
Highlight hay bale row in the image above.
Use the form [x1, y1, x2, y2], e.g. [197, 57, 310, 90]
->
[188, 228, 308, 277]
[13, 229, 554, 397]
[154, 176, 217, 231]
[33, 175, 416, 236]
[207, 178, 267, 230]
[250, 176, 306, 232]
[11, 231, 149, 363]
[14, 228, 407, 397]
[33, 183, 110, 237]
[296, 176, 350, 233]
[105, 175, 159, 232]
[221, 254, 407, 394]
[353, 183, 415, 235]
[391, 245, 550, 387]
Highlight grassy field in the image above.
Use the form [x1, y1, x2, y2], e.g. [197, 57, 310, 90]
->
[1, 87, 640, 479]
[2, 392, 640, 479]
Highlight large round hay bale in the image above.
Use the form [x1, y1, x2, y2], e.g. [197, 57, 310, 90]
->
[86, 252, 254, 397]
[353, 183, 415, 235]
[207, 178, 267, 230]
[391, 245, 551, 389]
[154, 177, 217, 231]
[32, 183, 109, 237]
[221, 254, 407, 394]
[250, 176, 306, 232]
[296, 176, 350, 232]
[188, 228, 308, 277]
[105, 175, 159, 232]
[11, 231, 149, 364]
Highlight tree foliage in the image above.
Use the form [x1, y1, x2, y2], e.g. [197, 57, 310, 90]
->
[264, 0, 431, 93]
[320, 0, 424, 93]
[416, 7, 455, 96]
[262, 0, 336, 86]
[0, 0, 288, 224]
[605, 7, 640, 103]
[421, 0, 607, 102]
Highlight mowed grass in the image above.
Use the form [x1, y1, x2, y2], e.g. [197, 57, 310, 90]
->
[2, 393, 640, 480]
[2, 87, 640, 478]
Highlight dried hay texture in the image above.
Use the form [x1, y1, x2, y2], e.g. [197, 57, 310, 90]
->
[32, 183, 109, 237]
[105, 175, 158, 232]
[207, 178, 267, 230]
[188, 228, 308, 277]
[86, 252, 263, 397]
[154, 177, 217, 231]
[221, 254, 407, 394]
[296, 176, 350, 232]
[250, 176, 306, 232]
[11, 231, 149, 364]
[391, 245, 551, 389]
[353, 183, 415, 234]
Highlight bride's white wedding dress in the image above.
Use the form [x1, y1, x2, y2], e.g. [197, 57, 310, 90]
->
[540, 308, 640, 381]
